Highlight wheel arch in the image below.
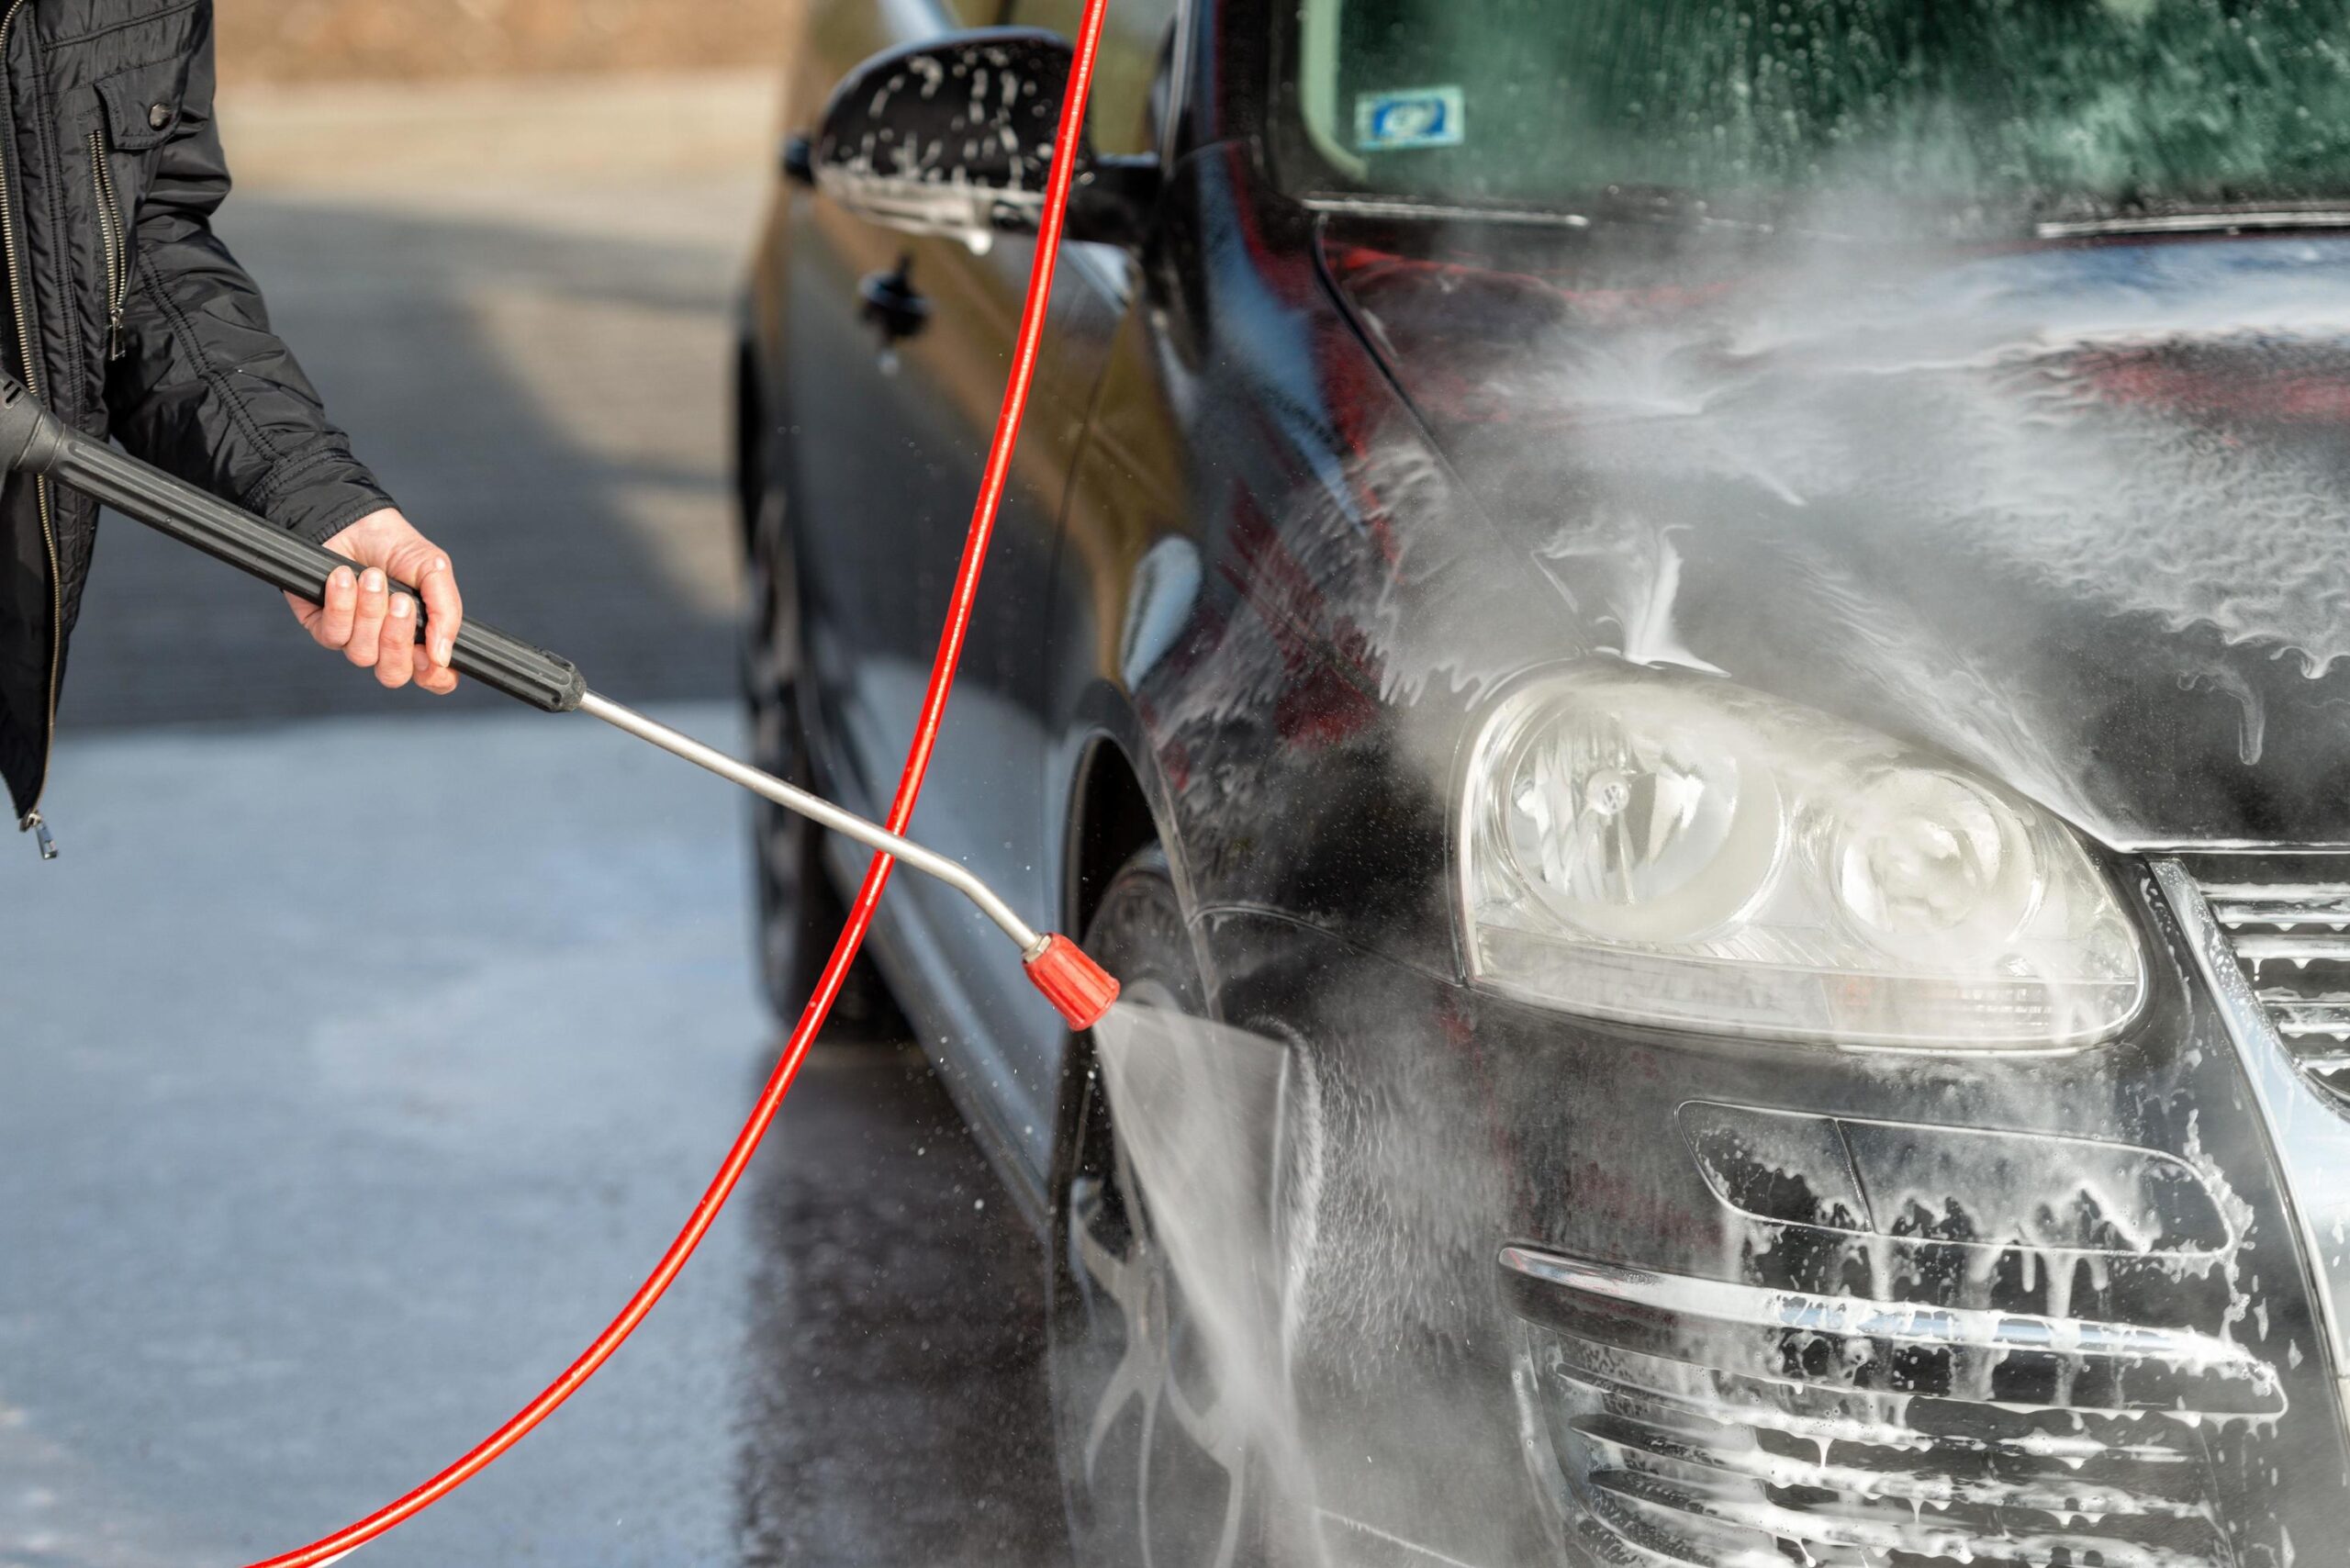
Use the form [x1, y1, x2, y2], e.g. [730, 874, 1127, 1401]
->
[1048, 717, 1181, 1209]
[1066, 733, 1164, 949]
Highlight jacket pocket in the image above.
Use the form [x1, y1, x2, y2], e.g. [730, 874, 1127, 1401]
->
[88, 56, 189, 361]
[95, 55, 188, 153]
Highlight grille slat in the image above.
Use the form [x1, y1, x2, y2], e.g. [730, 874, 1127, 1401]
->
[2200, 883, 2350, 925]
[1569, 1410, 2209, 1519]
[2226, 934, 2350, 963]
[1587, 1466, 2228, 1568]
[1560, 1351, 2209, 1484]
[2273, 1030, 2350, 1054]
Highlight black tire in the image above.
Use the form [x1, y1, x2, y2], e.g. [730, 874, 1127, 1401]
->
[1047, 846, 1272, 1568]
[742, 480, 901, 1036]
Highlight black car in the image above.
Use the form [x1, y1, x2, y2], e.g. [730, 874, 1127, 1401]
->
[737, 3, 2350, 1563]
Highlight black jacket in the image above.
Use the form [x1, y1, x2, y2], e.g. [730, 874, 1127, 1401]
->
[0, 0, 394, 830]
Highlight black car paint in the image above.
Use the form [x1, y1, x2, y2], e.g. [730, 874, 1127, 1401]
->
[740, 1, 2350, 1562]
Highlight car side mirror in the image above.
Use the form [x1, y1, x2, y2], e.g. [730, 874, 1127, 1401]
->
[808, 28, 1157, 249]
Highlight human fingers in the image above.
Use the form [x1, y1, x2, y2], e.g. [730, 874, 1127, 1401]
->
[375, 593, 419, 689]
[305, 566, 358, 647]
[413, 553, 462, 670]
[347, 567, 389, 667]
[413, 651, 460, 696]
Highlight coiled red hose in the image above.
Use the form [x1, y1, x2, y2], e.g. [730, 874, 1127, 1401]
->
[244, 5, 1112, 1561]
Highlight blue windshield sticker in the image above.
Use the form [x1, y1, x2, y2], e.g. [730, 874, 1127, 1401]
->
[1356, 87, 1465, 151]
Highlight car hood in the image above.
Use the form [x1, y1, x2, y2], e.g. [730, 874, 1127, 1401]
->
[1326, 226, 2350, 847]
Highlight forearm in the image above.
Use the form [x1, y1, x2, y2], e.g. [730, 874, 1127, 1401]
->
[100, 0, 395, 541]
[105, 250, 397, 542]
[95, 0, 459, 696]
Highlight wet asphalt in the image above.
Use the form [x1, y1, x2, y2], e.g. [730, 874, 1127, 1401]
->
[0, 83, 1070, 1568]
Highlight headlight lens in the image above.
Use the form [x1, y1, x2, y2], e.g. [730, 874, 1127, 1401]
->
[1460, 668, 2146, 1047]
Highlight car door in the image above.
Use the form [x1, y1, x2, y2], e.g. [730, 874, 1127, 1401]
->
[782, 0, 1167, 1189]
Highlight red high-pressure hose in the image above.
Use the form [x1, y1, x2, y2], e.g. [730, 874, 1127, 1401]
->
[234, 6, 1113, 1562]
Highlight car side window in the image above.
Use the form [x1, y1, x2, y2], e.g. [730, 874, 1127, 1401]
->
[1006, 0, 1179, 158]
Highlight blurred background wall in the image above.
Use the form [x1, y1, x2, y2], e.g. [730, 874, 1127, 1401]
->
[217, 0, 797, 83]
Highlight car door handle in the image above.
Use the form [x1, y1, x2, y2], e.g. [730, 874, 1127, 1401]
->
[858, 255, 931, 347]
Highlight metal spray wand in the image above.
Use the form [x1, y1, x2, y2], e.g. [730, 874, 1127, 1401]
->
[0, 376, 1118, 1027]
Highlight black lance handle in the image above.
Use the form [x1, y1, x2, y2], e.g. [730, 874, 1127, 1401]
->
[0, 377, 585, 713]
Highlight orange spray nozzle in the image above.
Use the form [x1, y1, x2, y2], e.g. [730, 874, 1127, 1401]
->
[1024, 935, 1121, 1030]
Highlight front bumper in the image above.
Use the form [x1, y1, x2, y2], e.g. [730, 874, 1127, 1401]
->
[1200, 857, 2350, 1568]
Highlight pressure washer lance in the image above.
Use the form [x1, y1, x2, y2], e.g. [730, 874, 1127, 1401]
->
[0, 377, 1120, 1030]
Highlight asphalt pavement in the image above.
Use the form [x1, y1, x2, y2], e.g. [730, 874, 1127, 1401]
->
[0, 73, 1069, 1567]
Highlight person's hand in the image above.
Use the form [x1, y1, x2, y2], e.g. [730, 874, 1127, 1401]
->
[286, 508, 463, 694]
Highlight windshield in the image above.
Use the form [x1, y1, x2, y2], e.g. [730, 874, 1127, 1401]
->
[1282, 0, 2350, 222]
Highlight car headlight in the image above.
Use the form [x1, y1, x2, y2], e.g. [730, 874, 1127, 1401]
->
[1459, 667, 2147, 1048]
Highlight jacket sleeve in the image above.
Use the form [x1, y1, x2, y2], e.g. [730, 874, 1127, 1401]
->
[103, 2, 397, 544]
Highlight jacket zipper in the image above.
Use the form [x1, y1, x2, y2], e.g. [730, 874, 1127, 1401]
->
[89, 129, 124, 361]
[0, 0, 57, 858]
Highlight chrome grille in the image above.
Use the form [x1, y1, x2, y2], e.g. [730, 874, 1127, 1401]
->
[2180, 855, 2350, 1102]
[1504, 1249, 2270, 1568]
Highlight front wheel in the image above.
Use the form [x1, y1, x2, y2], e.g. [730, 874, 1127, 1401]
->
[1047, 846, 1270, 1568]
